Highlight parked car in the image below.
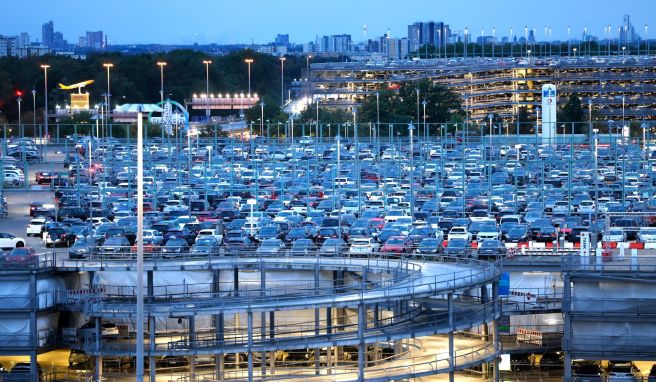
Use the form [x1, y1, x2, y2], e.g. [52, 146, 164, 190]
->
[415, 238, 443, 257]
[2, 247, 38, 267]
[607, 362, 641, 381]
[477, 239, 506, 259]
[0, 232, 25, 250]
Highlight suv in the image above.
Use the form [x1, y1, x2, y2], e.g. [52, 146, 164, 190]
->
[607, 363, 641, 381]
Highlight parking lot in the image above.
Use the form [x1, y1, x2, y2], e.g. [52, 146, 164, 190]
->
[1, 132, 656, 381]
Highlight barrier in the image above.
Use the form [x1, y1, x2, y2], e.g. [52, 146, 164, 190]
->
[516, 328, 543, 346]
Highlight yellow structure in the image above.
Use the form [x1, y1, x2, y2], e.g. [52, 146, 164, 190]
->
[58, 80, 94, 110]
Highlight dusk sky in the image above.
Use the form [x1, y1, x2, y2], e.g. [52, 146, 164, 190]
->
[2, 0, 654, 45]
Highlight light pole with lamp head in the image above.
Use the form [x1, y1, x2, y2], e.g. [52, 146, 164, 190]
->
[203, 60, 212, 121]
[31, 89, 36, 138]
[157, 61, 166, 103]
[260, 101, 265, 137]
[102, 63, 113, 121]
[245, 58, 254, 95]
[16, 91, 22, 137]
[408, 123, 415, 222]
[40, 64, 49, 142]
[279, 57, 286, 106]
[115, 103, 163, 382]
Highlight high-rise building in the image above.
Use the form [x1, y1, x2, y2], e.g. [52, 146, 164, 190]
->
[19, 33, 30, 48]
[86, 31, 104, 49]
[330, 34, 351, 53]
[53, 32, 66, 49]
[0, 35, 18, 57]
[407, 21, 450, 53]
[620, 15, 637, 44]
[274, 34, 289, 46]
[42, 21, 54, 47]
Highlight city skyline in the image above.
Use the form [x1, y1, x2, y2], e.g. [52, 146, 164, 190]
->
[1, 0, 653, 45]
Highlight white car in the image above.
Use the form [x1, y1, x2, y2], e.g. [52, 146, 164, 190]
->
[577, 200, 596, 214]
[0, 233, 26, 250]
[143, 229, 164, 245]
[447, 227, 472, 242]
[348, 238, 379, 255]
[195, 229, 223, 245]
[26, 218, 47, 236]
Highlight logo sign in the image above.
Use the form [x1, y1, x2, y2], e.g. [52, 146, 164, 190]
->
[579, 232, 590, 257]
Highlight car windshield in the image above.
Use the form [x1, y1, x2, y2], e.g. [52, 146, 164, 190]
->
[481, 240, 500, 247]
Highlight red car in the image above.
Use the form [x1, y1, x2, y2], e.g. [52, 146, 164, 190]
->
[3, 247, 38, 267]
[381, 236, 412, 255]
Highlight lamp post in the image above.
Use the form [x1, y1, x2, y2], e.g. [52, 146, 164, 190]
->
[40, 64, 49, 142]
[510, 27, 514, 57]
[279, 57, 286, 106]
[116, 103, 163, 382]
[157, 61, 166, 103]
[573, 47, 577, 58]
[203, 60, 212, 120]
[408, 123, 415, 222]
[464, 27, 469, 57]
[103, 63, 113, 121]
[31, 89, 36, 138]
[260, 101, 265, 137]
[245, 58, 254, 95]
[16, 91, 23, 136]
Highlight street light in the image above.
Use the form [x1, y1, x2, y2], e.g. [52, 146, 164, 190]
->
[115, 102, 163, 382]
[279, 57, 286, 106]
[16, 91, 23, 134]
[408, 123, 415, 222]
[573, 47, 577, 57]
[464, 27, 469, 57]
[157, 62, 167, 103]
[40, 64, 49, 141]
[31, 89, 36, 138]
[103, 63, 113, 121]
[203, 60, 212, 120]
[244, 58, 254, 95]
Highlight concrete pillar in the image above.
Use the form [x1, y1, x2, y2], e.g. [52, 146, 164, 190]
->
[492, 281, 500, 382]
[269, 311, 275, 374]
[247, 311, 253, 381]
[448, 293, 455, 382]
[326, 307, 333, 373]
[481, 285, 490, 377]
[563, 275, 572, 381]
[260, 266, 267, 376]
[189, 315, 196, 376]
[148, 271, 156, 382]
[358, 303, 366, 382]
[94, 316, 102, 381]
[30, 350, 37, 382]
[213, 270, 224, 381]
[314, 264, 321, 374]
[373, 303, 380, 361]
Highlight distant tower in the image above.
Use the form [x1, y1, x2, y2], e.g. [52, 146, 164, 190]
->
[363, 24, 367, 39]
[541, 84, 557, 144]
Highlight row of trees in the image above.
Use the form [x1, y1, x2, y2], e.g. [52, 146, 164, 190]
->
[0, 49, 310, 124]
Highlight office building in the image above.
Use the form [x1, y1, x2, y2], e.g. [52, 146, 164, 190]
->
[41, 21, 54, 48]
[85, 31, 104, 49]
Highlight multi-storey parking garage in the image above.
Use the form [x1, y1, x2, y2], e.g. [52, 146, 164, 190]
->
[308, 55, 656, 121]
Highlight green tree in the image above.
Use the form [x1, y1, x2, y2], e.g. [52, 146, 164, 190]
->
[559, 94, 584, 123]
[358, 80, 463, 133]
